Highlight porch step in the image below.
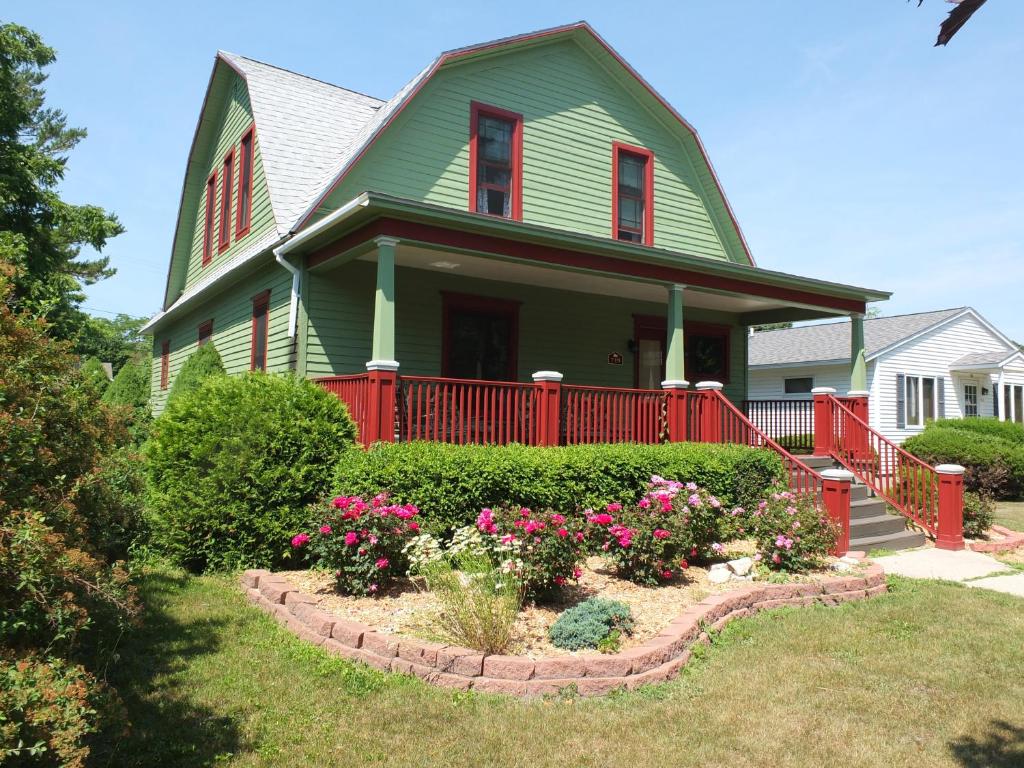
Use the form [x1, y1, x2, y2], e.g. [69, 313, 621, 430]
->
[850, 512, 911, 539]
[802, 455, 835, 470]
[849, 496, 886, 520]
[849, 528, 927, 554]
[849, 484, 870, 502]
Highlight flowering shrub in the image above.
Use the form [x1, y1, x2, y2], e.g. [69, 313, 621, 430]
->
[588, 478, 735, 586]
[743, 488, 838, 572]
[292, 493, 421, 595]
[474, 506, 585, 596]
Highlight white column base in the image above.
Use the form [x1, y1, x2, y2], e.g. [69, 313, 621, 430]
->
[365, 360, 400, 372]
[695, 381, 723, 391]
[531, 370, 563, 382]
[660, 379, 689, 390]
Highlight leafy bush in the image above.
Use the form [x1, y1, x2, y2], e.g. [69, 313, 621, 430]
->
[962, 491, 995, 539]
[101, 357, 151, 443]
[549, 598, 634, 651]
[475, 506, 585, 596]
[146, 373, 358, 572]
[78, 355, 110, 396]
[422, 551, 523, 655]
[167, 342, 224, 402]
[293, 493, 420, 596]
[904, 423, 1024, 499]
[742, 488, 838, 572]
[75, 447, 148, 562]
[334, 442, 785, 535]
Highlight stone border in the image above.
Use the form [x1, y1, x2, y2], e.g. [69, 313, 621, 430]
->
[969, 525, 1024, 554]
[241, 555, 887, 697]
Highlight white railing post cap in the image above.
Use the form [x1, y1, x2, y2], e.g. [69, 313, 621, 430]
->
[821, 468, 855, 483]
[847, 390, 870, 398]
[695, 381, 723, 390]
[660, 379, 689, 390]
[365, 359, 400, 371]
[531, 370, 563, 382]
[935, 464, 966, 475]
[811, 386, 837, 395]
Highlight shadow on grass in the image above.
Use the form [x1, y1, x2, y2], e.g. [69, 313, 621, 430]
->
[90, 568, 247, 768]
[949, 720, 1024, 767]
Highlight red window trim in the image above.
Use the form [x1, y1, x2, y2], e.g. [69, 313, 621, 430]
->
[440, 290, 521, 381]
[250, 289, 270, 371]
[202, 172, 217, 266]
[160, 339, 170, 390]
[218, 149, 235, 253]
[468, 101, 523, 222]
[197, 319, 213, 347]
[612, 142, 655, 246]
[685, 321, 731, 384]
[630, 316, 731, 385]
[236, 124, 255, 239]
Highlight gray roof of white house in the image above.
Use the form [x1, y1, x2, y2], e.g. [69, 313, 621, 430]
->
[218, 52, 384, 234]
[748, 308, 966, 367]
[951, 349, 1023, 368]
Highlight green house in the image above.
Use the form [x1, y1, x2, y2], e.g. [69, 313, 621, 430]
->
[143, 22, 888, 441]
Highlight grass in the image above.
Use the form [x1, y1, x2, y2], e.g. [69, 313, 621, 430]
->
[92, 568, 1024, 768]
[994, 500, 1024, 532]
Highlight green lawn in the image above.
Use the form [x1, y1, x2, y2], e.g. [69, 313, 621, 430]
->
[995, 500, 1024, 532]
[94, 568, 1024, 768]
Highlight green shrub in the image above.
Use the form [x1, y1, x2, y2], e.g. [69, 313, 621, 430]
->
[79, 355, 110, 396]
[146, 373, 358, 572]
[102, 357, 151, 443]
[333, 442, 785, 535]
[167, 342, 224, 403]
[962, 491, 995, 539]
[928, 418, 1024, 446]
[904, 424, 1024, 499]
[549, 598, 634, 651]
[76, 446, 149, 562]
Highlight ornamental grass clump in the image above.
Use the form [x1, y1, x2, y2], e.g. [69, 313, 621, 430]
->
[474, 506, 586, 596]
[549, 598, 634, 651]
[293, 493, 421, 596]
[744, 488, 838, 572]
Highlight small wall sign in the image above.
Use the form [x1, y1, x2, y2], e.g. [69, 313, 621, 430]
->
[607, 352, 623, 366]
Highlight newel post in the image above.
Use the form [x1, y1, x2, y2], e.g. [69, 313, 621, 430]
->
[820, 468, 852, 556]
[847, 390, 870, 459]
[695, 381, 723, 443]
[662, 379, 689, 442]
[935, 464, 966, 551]
[812, 386, 836, 457]
[532, 371, 563, 447]
[365, 360, 399, 445]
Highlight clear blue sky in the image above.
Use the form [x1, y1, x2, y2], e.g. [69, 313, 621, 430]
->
[9, 1, 1024, 340]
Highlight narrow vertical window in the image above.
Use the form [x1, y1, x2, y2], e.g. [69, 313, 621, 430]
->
[202, 173, 216, 266]
[160, 339, 170, 390]
[236, 126, 255, 238]
[612, 143, 654, 245]
[219, 149, 234, 252]
[469, 102, 522, 220]
[198, 320, 213, 347]
[250, 290, 270, 371]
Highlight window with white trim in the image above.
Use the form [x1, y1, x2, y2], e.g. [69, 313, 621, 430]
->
[906, 375, 938, 427]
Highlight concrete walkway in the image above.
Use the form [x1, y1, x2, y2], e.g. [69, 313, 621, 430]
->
[872, 548, 1024, 597]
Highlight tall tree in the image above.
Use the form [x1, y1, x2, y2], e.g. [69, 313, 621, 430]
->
[0, 23, 122, 341]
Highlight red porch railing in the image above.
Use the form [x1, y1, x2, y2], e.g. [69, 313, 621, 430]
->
[397, 376, 537, 445]
[742, 399, 814, 453]
[315, 374, 372, 441]
[562, 385, 666, 445]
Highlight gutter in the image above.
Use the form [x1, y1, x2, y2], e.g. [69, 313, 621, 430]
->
[272, 194, 370, 338]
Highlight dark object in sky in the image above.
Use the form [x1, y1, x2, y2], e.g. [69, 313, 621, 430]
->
[917, 0, 988, 46]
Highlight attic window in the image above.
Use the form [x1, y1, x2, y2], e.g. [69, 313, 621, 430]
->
[469, 102, 522, 220]
[202, 172, 216, 266]
[613, 143, 654, 245]
[219, 149, 234, 252]
[236, 126, 254, 238]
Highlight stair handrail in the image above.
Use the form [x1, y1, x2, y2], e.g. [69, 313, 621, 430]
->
[825, 394, 939, 535]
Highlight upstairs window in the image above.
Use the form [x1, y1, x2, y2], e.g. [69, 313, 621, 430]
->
[613, 143, 654, 245]
[160, 339, 170, 390]
[202, 172, 216, 266]
[198, 320, 213, 347]
[250, 291, 270, 371]
[469, 102, 522, 220]
[236, 126, 254, 238]
[219, 149, 234, 252]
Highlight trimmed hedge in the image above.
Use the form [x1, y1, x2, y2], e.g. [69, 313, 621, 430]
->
[333, 441, 785, 534]
[904, 420, 1024, 500]
[168, 342, 224, 403]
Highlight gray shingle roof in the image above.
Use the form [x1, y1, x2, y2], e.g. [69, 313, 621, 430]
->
[218, 52, 384, 234]
[951, 349, 1022, 368]
[748, 308, 966, 366]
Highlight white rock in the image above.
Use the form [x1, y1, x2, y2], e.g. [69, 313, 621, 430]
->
[831, 561, 853, 572]
[839, 555, 860, 566]
[708, 563, 732, 584]
[727, 557, 753, 577]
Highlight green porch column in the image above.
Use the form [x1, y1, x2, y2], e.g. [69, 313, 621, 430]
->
[850, 311, 867, 392]
[370, 236, 399, 365]
[664, 284, 686, 383]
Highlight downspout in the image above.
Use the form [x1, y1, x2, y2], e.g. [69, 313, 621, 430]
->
[273, 193, 370, 339]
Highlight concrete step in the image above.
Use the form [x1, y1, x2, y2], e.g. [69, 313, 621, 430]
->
[850, 497, 886, 520]
[802, 455, 834, 470]
[849, 512, 910, 539]
[849, 483, 870, 502]
[850, 528, 927, 554]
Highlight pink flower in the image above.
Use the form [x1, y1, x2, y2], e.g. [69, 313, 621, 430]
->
[519, 507, 532, 518]
[368, 583, 378, 593]
[344, 531, 359, 546]
[711, 542, 724, 554]
[407, 521, 420, 532]
[550, 513, 566, 524]
[688, 493, 702, 507]
[638, 498, 651, 509]
[652, 528, 671, 540]
[553, 576, 566, 586]
[678, 558, 689, 569]
[753, 553, 763, 562]
[319, 525, 332, 535]
[375, 558, 389, 570]
[588, 513, 614, 525]
[500, 534, 517, 545]
[661, 570, 673, 580]
[291, 533, 310, 548]
[524, 520, 545, 534]
[772, 553, 781, 564]
[573, 567, 583, 580]
[557, 528, 569, 538]
[575, 531, 585, 542]
[331, 496, 349, 509]
[606, 503, 623, 513]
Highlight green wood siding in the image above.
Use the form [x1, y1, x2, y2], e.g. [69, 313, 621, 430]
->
[305, 261, 747, 404]
[181, 73, 276, 292]
[149, 261, 293, 414]
[318, 40, 745, 264]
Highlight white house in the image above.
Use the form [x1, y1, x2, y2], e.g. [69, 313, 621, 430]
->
[748, 307, 1024, 445]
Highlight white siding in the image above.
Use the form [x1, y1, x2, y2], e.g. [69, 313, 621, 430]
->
[748, 363, 852, 401]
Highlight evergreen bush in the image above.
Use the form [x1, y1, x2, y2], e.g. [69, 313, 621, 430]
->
[549, 598, 634, 651]
[167, 342, 224, 402]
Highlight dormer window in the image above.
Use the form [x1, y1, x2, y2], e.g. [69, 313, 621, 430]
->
[202, 172, 216, 265]
[219, 149, 234, 252]
[469, 102, 522, 220]
[236, 126, 254, 238]
[613, 143, 654, 245]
